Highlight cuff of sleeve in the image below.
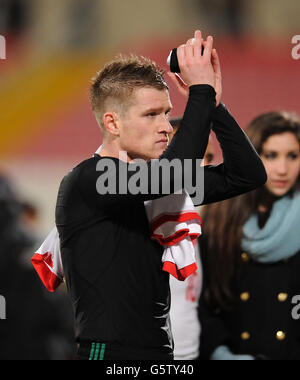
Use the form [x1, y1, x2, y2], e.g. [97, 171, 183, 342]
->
[189, 84, 216, 97]
[188, 85, 216, 110]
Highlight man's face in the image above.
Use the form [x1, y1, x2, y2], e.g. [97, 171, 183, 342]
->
[117, 87, 173, 161]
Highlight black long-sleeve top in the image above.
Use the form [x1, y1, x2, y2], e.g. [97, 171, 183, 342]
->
[55, 85, 266, 360]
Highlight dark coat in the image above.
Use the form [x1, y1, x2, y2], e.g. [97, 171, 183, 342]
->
[199, 249, 300, 360]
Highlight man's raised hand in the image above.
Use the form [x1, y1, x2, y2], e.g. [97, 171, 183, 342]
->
[176, 30, 215, 88]
[167, 31, 222, 106]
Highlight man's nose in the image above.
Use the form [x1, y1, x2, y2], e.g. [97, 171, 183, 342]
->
[159, 117, 173, 134]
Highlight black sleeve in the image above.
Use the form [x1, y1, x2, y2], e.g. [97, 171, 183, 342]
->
[78, 85, 216, 207]
[164, 85, 215, 160]
[198, 298, 231, 360]
[196, 103, 267, 206]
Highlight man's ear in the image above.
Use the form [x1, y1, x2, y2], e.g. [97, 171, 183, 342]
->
[103, 111, 120, 136]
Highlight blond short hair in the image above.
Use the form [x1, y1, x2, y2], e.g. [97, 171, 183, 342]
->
[90, 54, 168, 130]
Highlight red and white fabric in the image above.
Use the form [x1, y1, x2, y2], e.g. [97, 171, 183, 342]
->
[144, 189, 202, 281]
[31, 227, 64, 292]
[31, 167, 202, 290]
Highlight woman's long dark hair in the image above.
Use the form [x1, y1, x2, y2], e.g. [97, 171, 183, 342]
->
[201, 111, 300, 311]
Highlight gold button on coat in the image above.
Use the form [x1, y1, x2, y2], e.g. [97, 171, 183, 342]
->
[240, 292, 250, 301]
[241, 331, 250, 340]
[241, 253, 250, 262]
[276, 331, 286, 341]
[278, 293, 288, 302]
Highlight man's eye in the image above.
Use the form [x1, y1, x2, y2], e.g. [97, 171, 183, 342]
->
[147, 113, 156, 117]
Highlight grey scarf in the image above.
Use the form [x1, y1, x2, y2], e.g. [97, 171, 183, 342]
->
[242, 191, 300, 263]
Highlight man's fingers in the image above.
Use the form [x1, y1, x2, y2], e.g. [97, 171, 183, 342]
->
[175, 30, 216, 87]
[194, 30, 202, 43]
[185, 38, 195, 60]
[193, 30, 203, 59]
[166, 72, 188, 97]
[182, 31, 203, 60]
[203, 35, 213, 60]
[211, 48, 221, 76]
[211, 48, 222, 106]
[167, 71, 183, 86]
[174, 72, 188, 88]
[176, 44, 186, 67]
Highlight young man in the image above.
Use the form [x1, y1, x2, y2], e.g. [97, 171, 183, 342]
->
[55, 30, 266, 360]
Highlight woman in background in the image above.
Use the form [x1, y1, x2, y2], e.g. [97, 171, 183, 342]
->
[199, 111, 300, 360]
